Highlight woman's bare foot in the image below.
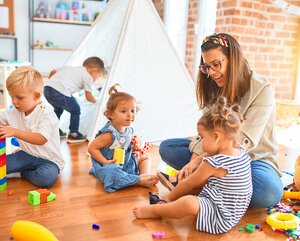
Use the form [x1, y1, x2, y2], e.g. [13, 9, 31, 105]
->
[137, 174, 158, 187]
[132, 205, 160, 219]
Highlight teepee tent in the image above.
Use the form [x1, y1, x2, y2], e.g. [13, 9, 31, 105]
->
[65, 0, 200, 142]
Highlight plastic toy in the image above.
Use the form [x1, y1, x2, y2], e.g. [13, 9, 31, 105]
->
[245, 223, 255, 233]
[152, 231, 165, 239]
[28, 189, 56, 206]
[34, 0, 50, 18]
[294, 155, 300, 190]
[92, 223, 100, 230]
[283, 191, 300, 200]
[266, 212, 300, 230]
[11, 137, 19, 147]
[113, 148, 125, 165]
[132, 135, 151, 159]
[0, 138, 6, 192]
[157, 160, 179, 177]
[10, 220, 58, 241]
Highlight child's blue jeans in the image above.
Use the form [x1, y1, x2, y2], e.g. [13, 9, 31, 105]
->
[6, 150, 60, 188]
[44, 86, 81, 133]
[159, 138, 283, 208]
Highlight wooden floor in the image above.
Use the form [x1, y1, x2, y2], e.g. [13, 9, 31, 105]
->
[1, 126, 300, 241]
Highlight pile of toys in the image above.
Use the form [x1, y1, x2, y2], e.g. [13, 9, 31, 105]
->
[35, 0, 106, 22]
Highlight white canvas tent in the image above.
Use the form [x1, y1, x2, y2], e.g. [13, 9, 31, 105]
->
[64, 0, 200, 142]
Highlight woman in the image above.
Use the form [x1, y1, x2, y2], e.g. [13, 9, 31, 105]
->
[158, 33, 282, 208]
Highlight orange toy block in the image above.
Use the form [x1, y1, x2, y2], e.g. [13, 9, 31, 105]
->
[36, 189, 51, 204]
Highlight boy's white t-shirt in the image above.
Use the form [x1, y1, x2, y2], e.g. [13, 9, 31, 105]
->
[45, 66, 94, 97]
[0, 101, 65, 171]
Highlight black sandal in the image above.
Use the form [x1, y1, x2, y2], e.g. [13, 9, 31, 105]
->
[149, 192, 167, 205]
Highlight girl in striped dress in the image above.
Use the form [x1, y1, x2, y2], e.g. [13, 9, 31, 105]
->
[133, 97, 253, 234]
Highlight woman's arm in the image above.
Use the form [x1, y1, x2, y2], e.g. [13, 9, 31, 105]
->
[88, 132, 116, 164]
[239, 84, 275, 151]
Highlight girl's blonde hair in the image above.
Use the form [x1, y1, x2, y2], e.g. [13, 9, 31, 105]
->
[104, 84, 138, 120]
[6, 66, 43, 92]
[198, 97, 243, 144]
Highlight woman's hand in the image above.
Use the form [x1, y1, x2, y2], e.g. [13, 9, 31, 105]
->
[177, 153, 207, 181]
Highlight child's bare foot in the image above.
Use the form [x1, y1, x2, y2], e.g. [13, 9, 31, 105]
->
[132, 205, 160, 219]
[137, 174, 158, 188]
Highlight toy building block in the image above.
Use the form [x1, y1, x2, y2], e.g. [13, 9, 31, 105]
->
[283, 191, 300, 200]
[36, 189, 50, 204]
[28, 189, 56, 206]
[245, 224, 255, 233]
[0, 164, 6, 179]
[113, 148, 125, 165]
[28, 190, 41, 206]
[0, 138, 6, 192]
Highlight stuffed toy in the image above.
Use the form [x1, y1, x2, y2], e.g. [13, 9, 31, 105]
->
[131, 135, 151, 159]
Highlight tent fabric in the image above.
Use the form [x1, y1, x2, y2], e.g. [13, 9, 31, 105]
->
[64, 0, 200, 142]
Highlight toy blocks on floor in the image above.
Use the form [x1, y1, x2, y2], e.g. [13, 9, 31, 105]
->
[28, 189, 56, 206]
[0, 138, 6, 192]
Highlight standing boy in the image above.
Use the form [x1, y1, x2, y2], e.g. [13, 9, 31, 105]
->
[44, 56, 105, 143]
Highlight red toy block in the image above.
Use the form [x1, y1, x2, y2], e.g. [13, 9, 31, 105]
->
[0, 154, 6, 167]
[36, 189, 50, 204]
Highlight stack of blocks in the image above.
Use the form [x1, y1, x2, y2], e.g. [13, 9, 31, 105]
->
[0, 138, 6, 192]
[28, 189, 56, 206]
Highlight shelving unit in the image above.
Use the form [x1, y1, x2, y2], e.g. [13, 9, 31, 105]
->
[0, 34, 18, 61]
[28, 0, 107, 75]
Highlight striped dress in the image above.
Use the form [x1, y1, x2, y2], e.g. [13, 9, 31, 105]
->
[196, 149, 252, 234]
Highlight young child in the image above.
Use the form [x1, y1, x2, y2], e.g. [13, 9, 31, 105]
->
[44, 56, 105, 143]
[88, 84, 158, 193]
[133, 97, 253, 234]
[0, 66, 64, 188]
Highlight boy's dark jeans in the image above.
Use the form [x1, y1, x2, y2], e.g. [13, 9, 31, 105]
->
[44, 86, 81, 133]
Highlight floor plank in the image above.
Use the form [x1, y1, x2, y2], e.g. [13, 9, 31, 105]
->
[0, 128, 300, 241]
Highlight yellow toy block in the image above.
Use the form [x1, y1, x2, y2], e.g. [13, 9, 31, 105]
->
[113, 148, 125, 165]
[0, 165, 6, 179]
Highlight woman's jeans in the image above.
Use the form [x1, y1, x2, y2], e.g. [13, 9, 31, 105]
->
[44, 86, 81, 133]
[7, 150, 60, 188]
[159, 138, 283, 208]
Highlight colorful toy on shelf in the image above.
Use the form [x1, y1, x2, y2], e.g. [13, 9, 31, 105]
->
[10, 220, 59, 241]
[283, 191, 300, 200]
[28, 189, 56, 206]
[294, 155, 300, 190]
[266, 212, 300, 230]
[56, 1, 69, 20]
[34, 0, 50, 18]
[34, 39, 44, 48]
[0, 138, 6, 192]
[45, 39, 54, 47]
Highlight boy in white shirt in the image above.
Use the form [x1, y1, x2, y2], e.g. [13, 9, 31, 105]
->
[44, 56, 105, 143]
[0, 66, 64, 188]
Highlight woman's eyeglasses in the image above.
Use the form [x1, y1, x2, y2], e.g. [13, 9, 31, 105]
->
[199, 59, 224, 74]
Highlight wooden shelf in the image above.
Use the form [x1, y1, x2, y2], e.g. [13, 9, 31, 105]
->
[0, 34, 17, 39]
[32, 46, 73, 51]
[32, 17, 93, 25]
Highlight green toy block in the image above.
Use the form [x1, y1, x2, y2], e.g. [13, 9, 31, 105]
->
[28, 190, 40, 206]
[47, 192, 56, 202]
[0, 147, 6, 155]
[239, 227, 243, 232]
[0, 182, 7, 191]
[246, 224, 255, 233]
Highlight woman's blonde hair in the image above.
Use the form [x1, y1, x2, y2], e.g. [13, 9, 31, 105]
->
[104, 84, 139, 120]
[6, 66, 43, 92]
[198, 97, 243, 144]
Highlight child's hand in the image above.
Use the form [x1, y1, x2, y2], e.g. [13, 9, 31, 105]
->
[0, 125, 15, 138]
[106, 159, 116, 164]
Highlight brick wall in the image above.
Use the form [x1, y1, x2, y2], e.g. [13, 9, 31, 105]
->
[185, 0, 199, 76]
[152, 0, 164, 20]
[215, 0, 300, 99]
